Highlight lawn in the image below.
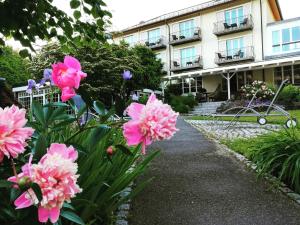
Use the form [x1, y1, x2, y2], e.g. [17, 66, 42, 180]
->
[187, 109, 300, 125]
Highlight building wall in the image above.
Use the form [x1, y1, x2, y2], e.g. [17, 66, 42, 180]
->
[203, 75, 222, 92]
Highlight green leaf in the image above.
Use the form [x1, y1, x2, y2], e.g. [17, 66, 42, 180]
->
[63, 202, 75, 210]
[0, 180, 12, 188]
[70, 0, 80, 9]
[89, 125, 110, 146]
[73, 10, 81, 20]
[30, 183, 43, 202]
[32, 101, 45, 126]
[60, 211, 85, 225]
[93, 101, 106, 116]
[33, 134, 48, 159]
[115, 145, 133, 155]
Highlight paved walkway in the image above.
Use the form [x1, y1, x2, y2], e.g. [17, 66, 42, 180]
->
[129, 118, 300, 225]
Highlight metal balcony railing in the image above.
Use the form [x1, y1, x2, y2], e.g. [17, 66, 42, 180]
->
[171, 55, 203, 72]
[213, 15, 253, 36]
[215, 46, 255, 65]
[169, 27, 201, 45]
[141, 36, 167, 50]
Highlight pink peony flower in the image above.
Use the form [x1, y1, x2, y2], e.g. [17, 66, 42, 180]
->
[52, 56, 87, 102]
[9, 143, 82, 224]
[123, 93, 179, 154]
[0, 105, 34, 162]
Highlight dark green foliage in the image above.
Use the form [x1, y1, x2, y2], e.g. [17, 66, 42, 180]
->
[278, 85, 300, 108]
[0, 47, 30, 86]
[0, 0, 111, 56]
[169, 95, 197, 113]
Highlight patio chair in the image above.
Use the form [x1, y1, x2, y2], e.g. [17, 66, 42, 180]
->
[231, 23, 238, 28]
[145, 41, 150, 47]
[240, 18, 248, 26]
[172, 35, 178, 41]
[223, 23, 231, 29]
[179, 35, 185, 39]
[208, 84, 222, 102]
[217, 53, 226, 61]
[173, 61, 180, 68]
[194, 56, 201, 65]
[156, 38, 162, 45]
[233, 50, 242, 58]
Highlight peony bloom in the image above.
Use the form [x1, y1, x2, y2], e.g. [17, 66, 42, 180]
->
[123, 93, 178, 154]
[9, 143, 82, 223]
[52, 56, 87, 102]
[0, 105, 34, 162]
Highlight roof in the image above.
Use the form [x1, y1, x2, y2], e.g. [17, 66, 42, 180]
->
[164, 55, 300, 80]
[119, 0, 235, 33]
[114, 0, 283, 36]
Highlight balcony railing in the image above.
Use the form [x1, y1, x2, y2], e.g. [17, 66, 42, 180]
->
[215, 46, 254, 65]
[171, 55, 203, 72]
[142, 36, 167, 50]
[169, 27, 201, 46]
[213, 15, 253, 36]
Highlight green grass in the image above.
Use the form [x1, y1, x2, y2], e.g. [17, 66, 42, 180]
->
[221, 138, 257, 158]
[187, 109, 300, 125]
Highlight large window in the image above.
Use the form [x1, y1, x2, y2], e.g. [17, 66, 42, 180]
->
[148, 29, 160, 44]
[225, 7, 244, 25]
[124, 35, 135, 46]
[272, 26, 300, 53]
[180, 47, 196, 67]
[226, 37, 244, 56]
[179, 20, 194, 38]
[274, 65, 300, 86]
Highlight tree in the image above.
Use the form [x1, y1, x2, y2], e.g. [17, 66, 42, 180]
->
[0, 47, 31, 86]
[30, 41, 165, 114]
[0, 0, 111, 56]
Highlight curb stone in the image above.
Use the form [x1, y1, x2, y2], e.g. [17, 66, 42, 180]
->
[186, 119, 300, 206]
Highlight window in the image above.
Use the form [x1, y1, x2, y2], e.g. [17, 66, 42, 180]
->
[148, 29, 160, 44]
[124, 35, 135, 46]
[272, 30, 280, 53]
[282, 28, 291, 51]
[225, 7, 243, 25]
[182, 78, 190, 93]
[283, 66, 292, 82]
[274, 67, 283, 86]
[237, 71, 252, 90]
[226, 37, 244, 57]
[180, 47, 196, 67]
[294, 65, 300, 85]
[179, 20, 194, 38]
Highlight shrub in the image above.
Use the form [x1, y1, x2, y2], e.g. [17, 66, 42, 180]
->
[278, 85, 300, 108]
[169, 95, 197, 113]
[246, 127, 300, 194]
[240, 80, 275, 100]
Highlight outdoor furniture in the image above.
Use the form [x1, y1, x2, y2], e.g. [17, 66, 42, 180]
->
[226, 55, 233, 60]
[194, 29, 200, 36]
[186, 61, 193, 66]
[231, 23, 237, 28]
[145, 41, 150, 47]
[156, 38, 162, 45]
[194, 56, 201, 65]
[207, 79, 297, 129]
[172, 35, 178, 41]
[240, 18, 248, 26]
[223, 23, 231, 29]
[208, 84, 222, 102]
[173, 61, 180, 68]
[179, 35, 185, 39]
[217, 53, 226, 61]
[233, 50, 242, 58]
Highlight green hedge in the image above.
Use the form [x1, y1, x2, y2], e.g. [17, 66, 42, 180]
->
[169, 95, 197, 113]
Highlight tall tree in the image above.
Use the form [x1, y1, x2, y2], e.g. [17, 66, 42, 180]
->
[0, 0, 111, 56]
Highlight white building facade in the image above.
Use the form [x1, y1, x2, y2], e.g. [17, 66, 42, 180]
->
[113, 0, 300, 100]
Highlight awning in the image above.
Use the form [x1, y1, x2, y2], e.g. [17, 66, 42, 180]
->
[163, 56, 300, 80]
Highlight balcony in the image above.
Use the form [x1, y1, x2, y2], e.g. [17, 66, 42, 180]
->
[142, 36, 167, 50]
[169, 27, 202, 46]
[171, 55, 203, 72]
[215, 46, 254, 65]
[213, 15, 253, 36]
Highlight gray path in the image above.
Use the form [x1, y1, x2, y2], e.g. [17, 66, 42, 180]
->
[129, 118, 300, 225]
